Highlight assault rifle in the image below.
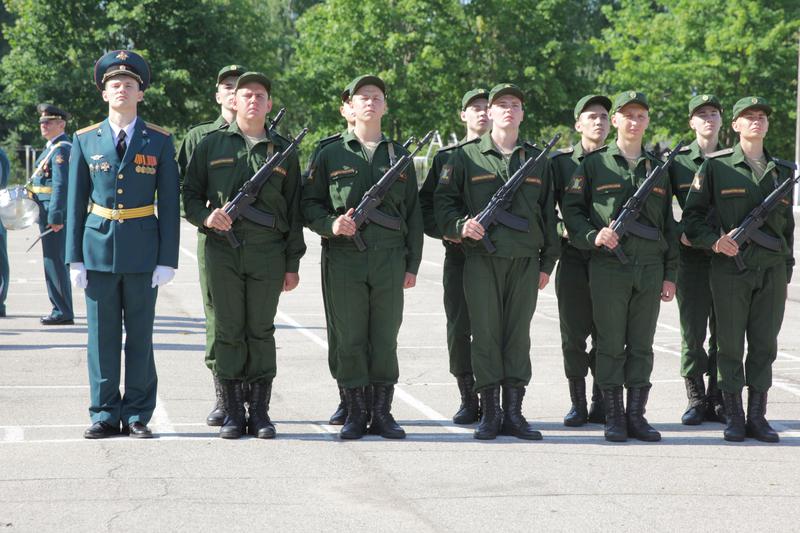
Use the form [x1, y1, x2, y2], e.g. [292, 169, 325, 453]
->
[349, 131, 434, 251]
[474, 134, 560, 253]
[603, 141, 684, 263]
[216, 127, 308, 248]
[730, 171, 799, 271]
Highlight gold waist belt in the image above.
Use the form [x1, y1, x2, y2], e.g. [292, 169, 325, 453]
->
[90, 204, 155, 221]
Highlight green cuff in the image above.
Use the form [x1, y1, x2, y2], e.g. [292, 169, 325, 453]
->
[664, 268, 677, 283]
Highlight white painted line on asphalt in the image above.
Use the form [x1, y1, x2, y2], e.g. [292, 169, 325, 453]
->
[3, 427, 24, 442]
[180, 245, 198, 261]
[0, 385, 88, 389]
[420, 259, 443, 268]
[151, 396, 176, 434]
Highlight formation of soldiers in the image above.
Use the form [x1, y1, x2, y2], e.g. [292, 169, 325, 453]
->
[6, 49, 795, 444]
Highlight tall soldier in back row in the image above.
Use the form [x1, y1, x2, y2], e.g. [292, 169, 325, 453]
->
[435, 84, 560, 440]
[419, 87, 490, 424]
[183, 72, 306, 439]
[564, 91, 678, 443]
[550, 94, 611, 427]
[176, 64, 247, 427]
[668, 94, 725, 426]
[31, 103, 74, 325]
[684, 97, 795, 443]
[302, 74, 424, 440]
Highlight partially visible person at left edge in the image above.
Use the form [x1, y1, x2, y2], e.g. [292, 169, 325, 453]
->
[31, 103, 74, 325]
[0, 146, 9, 317]
[66, 50, 180, 439]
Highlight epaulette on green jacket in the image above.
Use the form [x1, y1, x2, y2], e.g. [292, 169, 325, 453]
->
[772, 157, 798, 170]
[706, 148, 734, 159]
[549, 146, 574, 159]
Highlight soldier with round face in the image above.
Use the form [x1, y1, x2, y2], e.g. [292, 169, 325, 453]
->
[669, 94, 726, 426]
[419, 88, 491, 425]
[435, 84, 560, 440]
[32, 103, 74, 325]
[684, 97, 795, 443]
[564, 91, 678, 443]
[66, 50, 180, 439]
[551, 94, 611, 427]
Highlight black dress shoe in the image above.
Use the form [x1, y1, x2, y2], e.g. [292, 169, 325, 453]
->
[123, 421, 154, 438]
[84, 421, 120, 439]
[40, 315, 74, 325]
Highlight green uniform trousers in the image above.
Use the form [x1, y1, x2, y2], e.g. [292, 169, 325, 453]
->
[463, 254, 539, 392]
[555, 242, 596, 379]
[85, 271, 158, 426]
[0, 225, 8, 315]
[205, 236, 284, 382]
[710, 258, 786, 393]
[197, 232, 216, 372]
[590, 259, 663, 389]
[443, 244, 472, 376]
[676, 245, 717, 378]
[326, 245, 405, 388]
[320, 243, 337, 378]
[38, 214, 73, 320]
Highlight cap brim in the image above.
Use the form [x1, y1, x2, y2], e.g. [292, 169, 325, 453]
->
[690, 102, 722, 116]
[737, 104, 772, 118]
[236, 74, 271, 93]
[583, 96, 612, 113]
[490, 88, 524, 105]
[101, 68, 144, 86]
[352, 76, 385, 97]
[463, 92, 490, 110]
[616, 99, 649, 112]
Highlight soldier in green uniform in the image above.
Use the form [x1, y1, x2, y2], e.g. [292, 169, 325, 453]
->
[32, 104, 74, 325]
[304, 83, 356, 427]
[564, 91, 678, 443]
[0, 147, 9, 317]
[302, 74, 423, 440]
[176, 64, 247, 427]
[668, 94, 725, 425]
[183, 72, 306, 439]
[551, 94, 611, 427]
[67, 50, 181, 439]
[419, 88, 490, 424]
[435, 84, 560, 440]
[684, 96, 794, 443]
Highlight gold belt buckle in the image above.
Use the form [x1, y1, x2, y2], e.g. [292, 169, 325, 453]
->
[110, 209, 121, 221]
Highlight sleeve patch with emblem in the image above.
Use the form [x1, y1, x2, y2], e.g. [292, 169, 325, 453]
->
[567, 175, 585, 194]
[55, 154, 65, 164]
[691, 173, 704, 191]
[439, 164, 452, 185]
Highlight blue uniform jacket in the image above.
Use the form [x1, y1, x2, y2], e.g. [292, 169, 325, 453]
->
[32, 133, 71, 225]
[65, 118, 180, 273]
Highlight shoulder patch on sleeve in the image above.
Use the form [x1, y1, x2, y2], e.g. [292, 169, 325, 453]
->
[567, 175, 585, 194]
[772, 157, 798, 171]
[439, 164, 453, 185]
[145, 122, 171, 136]
[189, 119, 214, 129]
[76, 122, 102, 135]
[437, 143, 459, 154]
[317, 132, 343, 148]
[678, 145, 691, 153]
[691, 173, 705, 191]
[707, 148, 734, 159]
[549, 146, 574, 159]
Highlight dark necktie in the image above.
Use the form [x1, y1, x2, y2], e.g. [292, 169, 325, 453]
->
[116, 130, 127, 160]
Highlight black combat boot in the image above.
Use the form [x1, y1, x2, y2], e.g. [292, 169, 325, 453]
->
[587, 381, 605, 424]
[681, 376, 706, 426]
[602, 387, 627, 442]
[206, 374, 226, 427]
[340, 387, 369, 440]
[721, 390, 745, 442]
[627, 386, 661, 441]
[248, 380, 276, 439]
[369, 384, 406, 439]
[453, 373, 480, 425]
[474, 386, 503, 440]
[219, 379, 246, 439]
[705, 373, 725, 423]
[329, 386, 347, 425]
[563, 378, 588, 427]
[745, 388, 779, 443]
[364, 384, 374, 427]
[501, 386, 542, 440]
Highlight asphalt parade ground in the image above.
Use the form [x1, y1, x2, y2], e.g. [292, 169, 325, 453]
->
[1, 220, 799, 532]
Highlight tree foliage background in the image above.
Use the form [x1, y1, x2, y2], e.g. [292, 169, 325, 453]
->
[0, 0, 798, 180]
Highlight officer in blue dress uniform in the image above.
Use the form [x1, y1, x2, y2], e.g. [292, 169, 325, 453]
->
[32, 104, 74, 325]
[66, 50, 180, 439]
[0, 147, 9, 317]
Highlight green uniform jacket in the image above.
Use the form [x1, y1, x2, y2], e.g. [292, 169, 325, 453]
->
[551, 143, 592, 260]
[301, 130, 424, 275]
[66, 118, 181, 272]
[433, 133, 560, 274]
[182, 121, 306, 272]
[302, 132, 343, 185]
[668, 140, 722, 239]
[563, 142, 679, 282]
[683, 143, 795, 279]
[176, 115, 228, 178]
[32, 133, 71, 225]
[419, 142, 460, 239]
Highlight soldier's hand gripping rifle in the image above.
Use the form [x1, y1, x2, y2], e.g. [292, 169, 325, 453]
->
[349, 131, 434, 251]
[729, 171, 799, 271]
[473, 134, 561, 253]
[216, 128, 308, 248]
[603, 141, 684, 263]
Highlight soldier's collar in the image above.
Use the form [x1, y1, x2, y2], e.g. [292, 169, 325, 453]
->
[342, 129, 389, 146]
[572, 142, 584, 159]
[731, 143, 775, 169]
[212, 114, 229, 129]
[606, 140, 650, 160]
[478, 131, 524, 156]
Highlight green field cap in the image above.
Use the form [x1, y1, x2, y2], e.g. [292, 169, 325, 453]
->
[488, 83, 524, 106]
[688, 94, 722, 117]
[613, 91, 649, 112]
[731, 96, 772, 119]
[348, 75, 386, 98]
[462, 88, 490, 110]
[217, 64, 247, 84]
[574, 94, 612, 120]
[235, 72, 272, 93]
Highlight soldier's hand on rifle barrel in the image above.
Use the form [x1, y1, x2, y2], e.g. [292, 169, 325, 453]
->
[595, 225, 619, 249]
[461, 218, 485, 241]
[204, 204, 233, 231]
[712, 231, 738, 256]
[332, 208, 356, 236]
